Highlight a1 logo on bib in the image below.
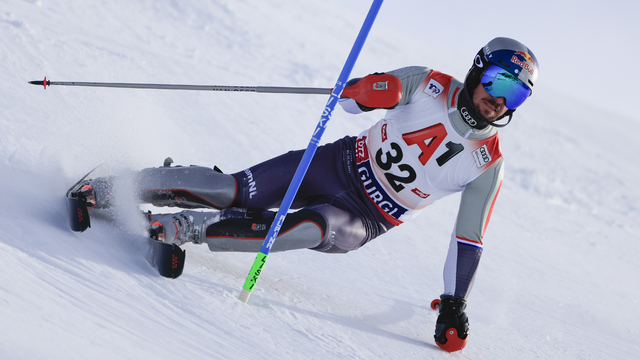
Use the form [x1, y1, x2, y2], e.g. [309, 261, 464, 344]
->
[424, 79, 444, 99]
[472, 145, 492, 168]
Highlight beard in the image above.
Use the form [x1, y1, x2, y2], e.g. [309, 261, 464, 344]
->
[475, 96, 506, 122]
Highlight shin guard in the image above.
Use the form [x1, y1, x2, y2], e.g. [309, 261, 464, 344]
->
[205, 208, 327, 252]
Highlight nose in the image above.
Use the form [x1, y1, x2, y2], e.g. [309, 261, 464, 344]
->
[491, 95, 506, 108]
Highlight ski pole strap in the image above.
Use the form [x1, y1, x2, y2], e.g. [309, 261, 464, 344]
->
[239, 0, 384, 303]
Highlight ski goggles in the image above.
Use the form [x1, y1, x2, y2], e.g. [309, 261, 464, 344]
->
[481, 65, 531, 109]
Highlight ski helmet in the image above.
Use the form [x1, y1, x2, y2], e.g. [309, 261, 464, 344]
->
[462, 37, 539, 127]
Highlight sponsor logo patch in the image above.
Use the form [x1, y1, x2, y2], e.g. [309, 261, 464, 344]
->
[355, 136, 369, 163]
[472, 145, 492, 168]
[244, 168, 257, 198]
[424, 79, 444, 99]
[373, 81, 388, 90]
[251, 223, 267, 231]
[411, 188, 430, 199]
[460, 107, 477, 127]
[512, 51, 536, 75]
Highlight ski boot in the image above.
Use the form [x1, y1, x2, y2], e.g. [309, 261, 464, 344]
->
[68, 177, 113, 210]
[147, 210, 219, 246]
[146, 208, 271, 247]
[67, 175, 114, 232]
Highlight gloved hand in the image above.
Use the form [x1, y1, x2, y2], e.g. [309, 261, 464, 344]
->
[434, 295, 469, 352]
[341, 73, 402, 111]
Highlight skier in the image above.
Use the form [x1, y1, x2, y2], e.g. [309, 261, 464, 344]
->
[77, 37, 538, 352]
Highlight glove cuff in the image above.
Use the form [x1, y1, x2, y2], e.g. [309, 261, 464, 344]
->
[439, 295, 467, 315]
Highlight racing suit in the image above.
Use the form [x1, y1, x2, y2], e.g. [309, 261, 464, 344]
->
[339, 66, 503, 298]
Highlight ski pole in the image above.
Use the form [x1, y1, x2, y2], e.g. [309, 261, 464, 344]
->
[28, 77, 331, 95]
[238, 0, 384, 303]
[27, 76, 401, 107]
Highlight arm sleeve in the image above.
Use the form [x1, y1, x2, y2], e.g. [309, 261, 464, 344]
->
[386, 66, 432, 106]
[443, 157, 504, 299]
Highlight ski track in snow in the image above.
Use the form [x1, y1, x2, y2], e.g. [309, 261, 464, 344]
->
[1, 0, 639, 359]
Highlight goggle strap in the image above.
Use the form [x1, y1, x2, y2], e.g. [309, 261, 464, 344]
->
[487, 113, 513, 128]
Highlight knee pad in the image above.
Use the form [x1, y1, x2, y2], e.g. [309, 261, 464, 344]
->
[307, 203, 370, 254]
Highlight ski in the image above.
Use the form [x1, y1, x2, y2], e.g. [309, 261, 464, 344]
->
[66, 166, 100, 232]
[143, 235, 186, 279]
[66, 168, 186, 279]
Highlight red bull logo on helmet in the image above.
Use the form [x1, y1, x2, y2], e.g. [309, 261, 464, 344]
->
[511, 51, 536, 76]
[515, 51, 535, 64]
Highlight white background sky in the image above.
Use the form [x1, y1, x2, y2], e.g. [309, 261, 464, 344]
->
[2, 1, 639, 358]
[341, 0, 639, 122]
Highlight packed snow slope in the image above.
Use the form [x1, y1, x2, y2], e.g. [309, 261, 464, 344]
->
[1, 1, 639, 359]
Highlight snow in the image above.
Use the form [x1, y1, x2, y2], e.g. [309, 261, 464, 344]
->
[1, 0, 639, 359]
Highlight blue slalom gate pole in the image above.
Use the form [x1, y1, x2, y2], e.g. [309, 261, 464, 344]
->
[239, 0, 384, 303]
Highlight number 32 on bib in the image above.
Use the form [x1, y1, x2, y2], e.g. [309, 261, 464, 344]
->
[375, 123, 464, 194]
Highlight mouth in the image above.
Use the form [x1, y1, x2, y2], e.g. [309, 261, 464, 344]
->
[482, 100, 499, 113]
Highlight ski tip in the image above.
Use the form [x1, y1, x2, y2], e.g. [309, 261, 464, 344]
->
[160, 245, 186, 279]
[145, 239, 186, 279]
[66, 196, 91, 232]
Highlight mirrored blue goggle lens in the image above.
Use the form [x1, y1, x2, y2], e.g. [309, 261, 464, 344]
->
[481, 65, 531, 109]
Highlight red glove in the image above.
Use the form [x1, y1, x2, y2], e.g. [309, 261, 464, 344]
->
[341, 73, 402, 111]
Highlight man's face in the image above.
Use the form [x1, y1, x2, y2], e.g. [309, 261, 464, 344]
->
[472, 83, 508, 121]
